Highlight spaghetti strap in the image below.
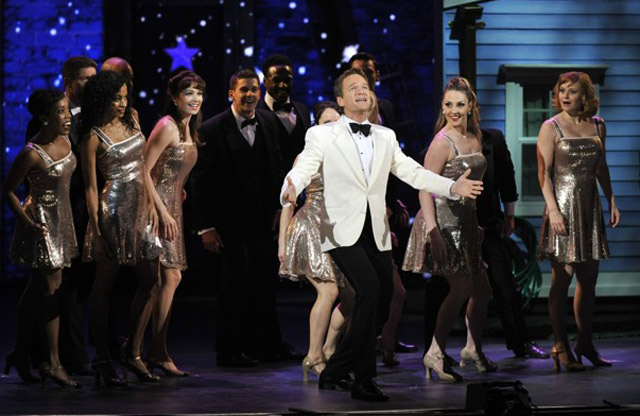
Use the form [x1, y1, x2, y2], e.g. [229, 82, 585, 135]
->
[27, 142, 54, 166]
[592, 117, 601, 138]
[92, 127, 114, 147]
[442, 134, 460, 156]
[550, 118, 565, 139]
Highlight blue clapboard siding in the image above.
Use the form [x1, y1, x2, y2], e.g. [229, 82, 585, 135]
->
[444, 0, 640, 286]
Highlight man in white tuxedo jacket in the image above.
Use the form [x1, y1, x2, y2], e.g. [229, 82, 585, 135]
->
[281, 69, 482, 401]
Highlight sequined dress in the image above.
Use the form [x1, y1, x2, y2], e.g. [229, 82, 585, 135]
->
[537, 118, 609, 263]
[83, 127, 161, 265]
[151, 141, 197, 270]
[279, 173, 346, 287]
[403, 135, 487, 276]
[10, 138, 78, 269]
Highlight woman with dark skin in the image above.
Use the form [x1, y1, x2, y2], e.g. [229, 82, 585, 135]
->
[80, 71, 161, 385]
[4, 89, 80, 388]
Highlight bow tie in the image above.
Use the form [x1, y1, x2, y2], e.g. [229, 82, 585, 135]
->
[273, 102, 293, 112]
[241, 118, 257, 128]
[350, 122, 371, 137]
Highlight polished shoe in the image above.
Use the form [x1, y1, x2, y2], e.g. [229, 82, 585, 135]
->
[277, 342, 305, 360]
[550, 346, 585, 372]
[351, 378, 389, 402]
[394, 340, 417, 353]
[4, 351, 39, 384]
[216, 352, 258, 368]
[514, 342, 550, 359]
[382, 347, 400, 367]
[93, 360, 128, 387]
[574, 344, 612, 367]
[66, 363, 95, 376]
[147, 357, 190, 377]
[318, 371, 353, 391]
[39, 363, 80, 389]
[460, 348, 498, 373]
[423, 352, 462, 382]
[123, 356, 161, 382]
[302, 356, 325, 381]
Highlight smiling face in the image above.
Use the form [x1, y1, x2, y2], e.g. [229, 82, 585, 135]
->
[229, 77, 261, 118]
[110, 83, 128, 120]
[557, 81, 583, 115]
[264, 65, 293, 103]
[43, 97, 72, 136]
[442, 89, 471, 129]
[174, 83, 204, 117]
[336, 73, 370, 119]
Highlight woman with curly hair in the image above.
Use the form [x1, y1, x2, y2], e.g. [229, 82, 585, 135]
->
[537, 72, 619, 372]
[79, 70, 161, 385]
[143, 70, 204, 376]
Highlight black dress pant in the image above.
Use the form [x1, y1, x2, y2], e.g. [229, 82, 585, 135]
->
[325, 210, 393, 381]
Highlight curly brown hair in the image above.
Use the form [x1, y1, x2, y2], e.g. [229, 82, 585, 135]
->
[552, 71, 599, 120]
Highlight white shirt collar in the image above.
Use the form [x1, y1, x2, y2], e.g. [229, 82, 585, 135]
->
[230, 105, 256, 129]
[264, 92, 291, 111]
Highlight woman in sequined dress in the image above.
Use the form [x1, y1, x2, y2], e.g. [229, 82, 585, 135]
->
[537, 72, 620, 372]
[4, 89, 79, 388]
[79, 71, 161, 385]
[403, 78, 493, 382]
[278, 101, 353, 381]
[143, 71, 204, 377]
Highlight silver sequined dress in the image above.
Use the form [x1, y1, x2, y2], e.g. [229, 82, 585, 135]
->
[279, 173, 346, 287]
[83, 127, 161, 265]
[403, 135, 487, 277]
[151, 141, 197, 270]
[10, 138, 78, 269]
[537, 118, 609, 263]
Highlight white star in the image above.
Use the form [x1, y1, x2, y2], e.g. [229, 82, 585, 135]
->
[164, 37, 199, 71]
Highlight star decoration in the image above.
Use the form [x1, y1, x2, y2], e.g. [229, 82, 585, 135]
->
[164, 37, 199, 71]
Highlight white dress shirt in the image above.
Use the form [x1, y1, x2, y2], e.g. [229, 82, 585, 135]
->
[265, 92, 297, 134]
[231, 105, 257, 147]
[343, 115, 374, 184]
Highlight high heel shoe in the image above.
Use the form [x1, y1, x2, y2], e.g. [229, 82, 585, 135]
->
[147, 357, 190, 377]
[550, 346, 585, 372]
[423, 352, 463, 382]
[93, 360, 128, 387]
[460, 348, 498, 373]
[123, 356, 161, 383]
[4, 351, 39, 384]
[301, 356, 325, 382]
[574, 344, 612, 367]
[39, 364, 80, 389]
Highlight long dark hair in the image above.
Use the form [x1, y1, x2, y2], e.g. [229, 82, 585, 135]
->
[25, 88, 66, 142]
[163, 70, 206, 145]
[78, 70, 135, 141]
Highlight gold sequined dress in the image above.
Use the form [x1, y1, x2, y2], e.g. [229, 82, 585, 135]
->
[537, 118, 609, 263]
[83, 127, 161, 265]
[10, 138, 78, 269]
[279, 173, 346, 287]
[403, 135, 487, 276]
[151, 141, 197, 270]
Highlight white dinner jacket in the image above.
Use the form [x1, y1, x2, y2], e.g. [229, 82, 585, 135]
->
[282, 116, 456, 252]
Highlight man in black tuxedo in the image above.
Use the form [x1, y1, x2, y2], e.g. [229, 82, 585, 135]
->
[423, 128, 548, 360]
[191, 69, 285, 367]
[257, 54, 311, 169]
[58, 56, 97, 375]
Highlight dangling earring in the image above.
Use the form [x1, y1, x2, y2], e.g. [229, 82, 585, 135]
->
[442, 110, 445, 114]
[467, 111, 471, 117]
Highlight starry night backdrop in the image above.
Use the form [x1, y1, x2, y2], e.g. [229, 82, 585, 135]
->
[1, 0, 438, 282]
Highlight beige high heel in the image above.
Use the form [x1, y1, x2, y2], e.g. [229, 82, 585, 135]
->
[460, 348, 498, 373]
[423, 352, 463, 382]
[301, 356, 325, 381]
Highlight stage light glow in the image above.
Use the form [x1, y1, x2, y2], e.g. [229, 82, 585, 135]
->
[85, 44, 91, 51]
[289, 2, 297, 9]
[240, 38, 245, 44]
[244, 46, 254, 57]
[342, 44, 360, 62]
[303, 17, 309, 24]
[15, 26, 20, 33]
[298, 66, 306, 75]
[320, 32, 327, 39]
[58, 17, 66, 25]
[49, 28, 57, 36]
[140, 16, 146, 22]
[200, 20, 206, 27]
[390, 14, 396, 21]
[278, 22, 285, 29]
[139, 91, 147, 98]
[226, 48, 232, 54]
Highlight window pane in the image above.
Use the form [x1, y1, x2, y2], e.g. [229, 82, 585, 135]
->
[523, 111, 548, 137]
[523, 85, 552, 110]
[521, 143, 542, 201]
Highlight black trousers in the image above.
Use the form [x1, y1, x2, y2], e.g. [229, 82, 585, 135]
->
[325, 210, 393, 381]
[216, 233, 282, 356]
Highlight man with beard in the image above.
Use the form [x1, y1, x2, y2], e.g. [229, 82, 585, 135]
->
[191, 69, 286, 367]
[258, 54, 311, 169]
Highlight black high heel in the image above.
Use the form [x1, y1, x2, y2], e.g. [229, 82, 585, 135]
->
[4, 351, 40, 384]
[123, 356, 161, 383]
[39, 364, 80, 389]
[93, 360, 128, 387]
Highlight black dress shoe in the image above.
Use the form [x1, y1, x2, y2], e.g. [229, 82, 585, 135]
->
[394, 340, 417, 353]
[351, 378, 389, 402]
[318, 371, 353, 391]
[216, 352, 258, 368]
[277, 342, 305, 360]
[514, 342, 550, 359]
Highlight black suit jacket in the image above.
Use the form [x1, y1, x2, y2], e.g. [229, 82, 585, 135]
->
[257, 98, 310, 168]
[477, 128, 519, 238]
[191, 107, 284, 242]
[378, 97, 399, 134]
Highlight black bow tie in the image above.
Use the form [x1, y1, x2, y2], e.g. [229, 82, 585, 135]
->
[273, 102, 293, 112]
[350, 122, 371, 137]
[241, 118, 257, 128]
